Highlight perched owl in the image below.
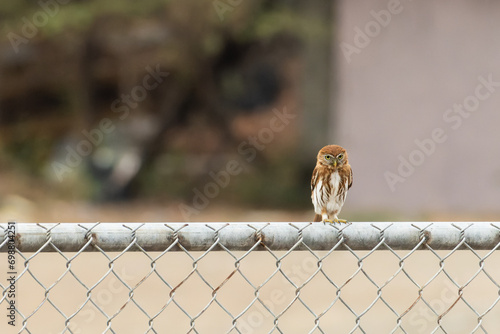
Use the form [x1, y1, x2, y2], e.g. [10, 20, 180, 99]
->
[311, 145, 353, 224]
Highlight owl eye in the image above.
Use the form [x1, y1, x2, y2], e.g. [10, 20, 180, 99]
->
[325, 155, 332, 160]
[337, 154, 344, 160]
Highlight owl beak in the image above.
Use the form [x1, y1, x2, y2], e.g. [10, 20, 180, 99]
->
[333, 160, 337, 168]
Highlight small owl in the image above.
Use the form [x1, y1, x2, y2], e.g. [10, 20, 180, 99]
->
[311, 145, 353, 224]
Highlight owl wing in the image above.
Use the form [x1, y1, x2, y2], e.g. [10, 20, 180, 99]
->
[311, 167, 319, 194]
[347, 165, 353, 189]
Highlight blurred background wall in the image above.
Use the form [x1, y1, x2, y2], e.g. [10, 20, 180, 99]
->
[336, 0, 500, 220]
[0, 0, 498, 222]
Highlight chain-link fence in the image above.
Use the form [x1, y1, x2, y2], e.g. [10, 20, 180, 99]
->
[2, 222, 500, 333]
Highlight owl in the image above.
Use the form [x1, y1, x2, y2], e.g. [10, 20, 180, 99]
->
[311, 145, 353, 224]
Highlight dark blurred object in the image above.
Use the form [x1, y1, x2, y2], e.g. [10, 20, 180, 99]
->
[76, 14, 296, 200]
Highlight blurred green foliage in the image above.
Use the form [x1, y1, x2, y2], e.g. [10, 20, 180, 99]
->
[0, 0, 329, 209]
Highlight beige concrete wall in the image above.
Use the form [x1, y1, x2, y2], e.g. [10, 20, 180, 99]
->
[335, 0, 500, 216]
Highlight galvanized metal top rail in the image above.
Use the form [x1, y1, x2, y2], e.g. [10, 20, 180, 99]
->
[1, 222, 500, 252]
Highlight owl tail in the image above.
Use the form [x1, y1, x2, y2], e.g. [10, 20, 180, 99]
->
[313, 214, 322, 222]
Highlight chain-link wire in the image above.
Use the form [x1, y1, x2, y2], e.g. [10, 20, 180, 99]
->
[2, 222, 500, 333]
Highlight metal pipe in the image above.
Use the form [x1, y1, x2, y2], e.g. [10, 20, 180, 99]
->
[1, 222, 499, 252]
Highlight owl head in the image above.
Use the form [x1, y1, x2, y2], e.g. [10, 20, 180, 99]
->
[317, 145, 348, 168]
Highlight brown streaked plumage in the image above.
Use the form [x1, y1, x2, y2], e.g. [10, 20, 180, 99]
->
[311, 145, 353, 223]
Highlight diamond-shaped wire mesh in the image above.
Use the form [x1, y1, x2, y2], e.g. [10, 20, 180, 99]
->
[2, 222, 500, 333]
